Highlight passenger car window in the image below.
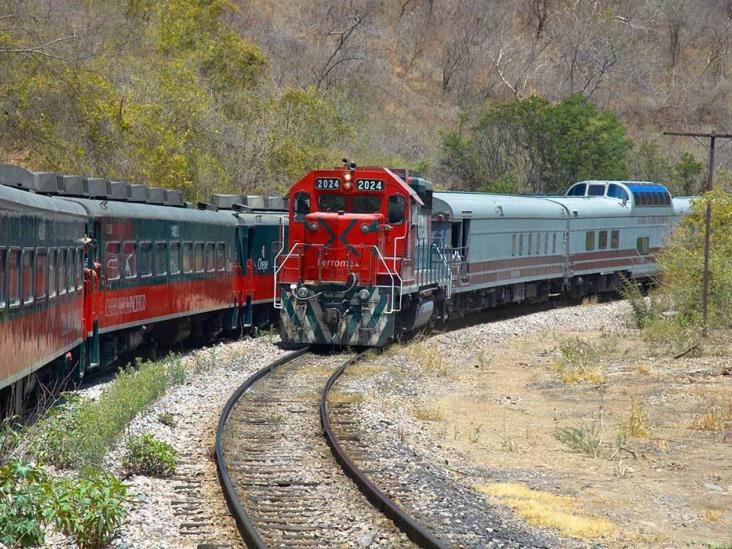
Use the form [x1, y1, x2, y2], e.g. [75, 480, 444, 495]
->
[585, 231, 595, 251]
[511, 234, 517, 257]
[598, 231, 608, 250]
[169, 242, 181, 275]
[154, 242, 167, 276]
[317, 194, 345, 212]
[519, 234, 524, 256]
[139, 242, 152, 277]
[352, 195, 382, 214]
[388, 195, 405, 224]
[528, 233, 533, 255]
[8, 249, 19, 307]
[552, 233, 557, 254]
[105, 242, 121, 280]
[48, 249, 57, 297]
[183, 242, 193, 273]
[35, 249, 47, 300]
[588, 184, 605, 196]
[123, 242, 137, 279]
[76, 248, 83, 290]
[0, 248, 5, 308]
[636, 236, 650, 255]
[67, 249, 75, 292]
[611, 230, 619, 249]
[22, 249, 34, 304]
[58, 248, 67, 294]
[216, 242, 226, 271]
[194, 242, 204, 272]
[607, 184, 629, 201]
[205, 242, 215, 272]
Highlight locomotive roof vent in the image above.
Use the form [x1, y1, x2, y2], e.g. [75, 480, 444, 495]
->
[164, 190, 184, 207]
[146, 187, 166, 205]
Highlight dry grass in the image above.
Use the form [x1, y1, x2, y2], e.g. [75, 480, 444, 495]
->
[402, 341, 449, 376]
[475, 483, 616, 539]
[347, 363, 386, 377]
[704, 509, 723, 523]
[551, 337, 608, 385]
[413, 405, 444, 422]
[582, 294, 599, 306]
[617, 398, 651, 439]
[690, 396, 732, 431]
[327, 391, 365, 405]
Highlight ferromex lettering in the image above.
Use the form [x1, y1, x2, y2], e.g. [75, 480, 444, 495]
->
[106, 295, 146, 316]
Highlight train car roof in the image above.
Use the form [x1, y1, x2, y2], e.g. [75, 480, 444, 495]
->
[0, 184, 87, 217]
[432, 191, 567, 220]
[62, 197, 238, 226]
[230, 210, 287, 226]
[548, 196, 634, 217]
[672, 196, 694, 215]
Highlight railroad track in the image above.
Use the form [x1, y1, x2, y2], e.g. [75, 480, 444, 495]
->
[215, 349, 427, 548]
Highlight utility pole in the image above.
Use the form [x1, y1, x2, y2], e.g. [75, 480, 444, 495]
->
[663, 131, 732, 336]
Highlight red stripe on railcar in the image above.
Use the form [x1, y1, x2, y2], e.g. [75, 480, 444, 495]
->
[0, 294, 83, 385]
[94, 275, 237, 332]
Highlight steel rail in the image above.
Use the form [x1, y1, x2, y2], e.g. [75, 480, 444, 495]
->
[214, 346, 309, 549]
[320, 352, 448, 549]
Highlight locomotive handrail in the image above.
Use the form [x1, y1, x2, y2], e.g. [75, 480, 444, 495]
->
[273, 242, 306, 309]
[371, 244, 402, 314]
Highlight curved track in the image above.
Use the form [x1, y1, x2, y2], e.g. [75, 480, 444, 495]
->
[215, 349, 417, 548]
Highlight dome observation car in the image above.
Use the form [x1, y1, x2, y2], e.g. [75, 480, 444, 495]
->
[565, 181, 672, 207]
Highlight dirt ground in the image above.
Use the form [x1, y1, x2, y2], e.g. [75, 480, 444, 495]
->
[418, 329, 732, 548]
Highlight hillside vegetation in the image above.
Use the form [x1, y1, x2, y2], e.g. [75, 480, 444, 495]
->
[0, 0, 729, 197]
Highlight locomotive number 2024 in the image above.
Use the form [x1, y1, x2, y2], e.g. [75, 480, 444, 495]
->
[315, 178, 341, 190]
[356, 179, 384, 191]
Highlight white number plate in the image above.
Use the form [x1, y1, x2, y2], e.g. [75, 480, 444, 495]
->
[356, 179, 384, 191]
[315, 178, 341, 190]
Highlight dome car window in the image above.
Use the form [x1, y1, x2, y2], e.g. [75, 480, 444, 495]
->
[352, 195, 382, 214]
[607, 184, 629, 201]
[317, 194, 345, 212]
[567, 183, 586, 196]
[388, 195, 405, 224]
[588, 184, 605, 196]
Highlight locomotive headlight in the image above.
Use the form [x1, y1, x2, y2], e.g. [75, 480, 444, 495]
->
[306, 221, 318, 232]
[360, 223, 370, 234]
[358, 288, 370, 301]
[296, 286, 310, 299]
[344, 172, 352, 182]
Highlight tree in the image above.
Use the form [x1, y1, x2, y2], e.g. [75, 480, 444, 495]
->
[673, 152, 703, 196]
[440, 94, 630, 193]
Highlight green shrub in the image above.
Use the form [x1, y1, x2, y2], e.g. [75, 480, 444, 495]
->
[0, 460, 52, 547]
[122, 434, 178, 478]
[0, 460, 130, 548]
[50, 471, 131, 549]
[618, 275, 653, 329]
[157, 412, 176, 427]
[28, 355, 185, 470]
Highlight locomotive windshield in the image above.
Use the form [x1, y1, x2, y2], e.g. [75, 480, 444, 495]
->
[315, 193, 382, 214]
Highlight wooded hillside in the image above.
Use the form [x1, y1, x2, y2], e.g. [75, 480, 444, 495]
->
[0, 0, 729, 197]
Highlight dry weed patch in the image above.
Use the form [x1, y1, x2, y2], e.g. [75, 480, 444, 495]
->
[413, 405, 444, 422]
[690, 395, 732, 431]
[402, 341, 449, 376]
[617, 398, 651, 439]
[551, 337, 611, 385]
[328, 391, 365, 405]
[475, 483, 615, 539]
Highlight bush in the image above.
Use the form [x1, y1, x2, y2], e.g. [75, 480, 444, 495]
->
[0, 460, 52, 547]
[122, 434, 178, 478]
[28, 356, 185, 470]
[0, 460, 131, 548]
[552, 337, 607, 384]
[50, 471, 131, 549]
